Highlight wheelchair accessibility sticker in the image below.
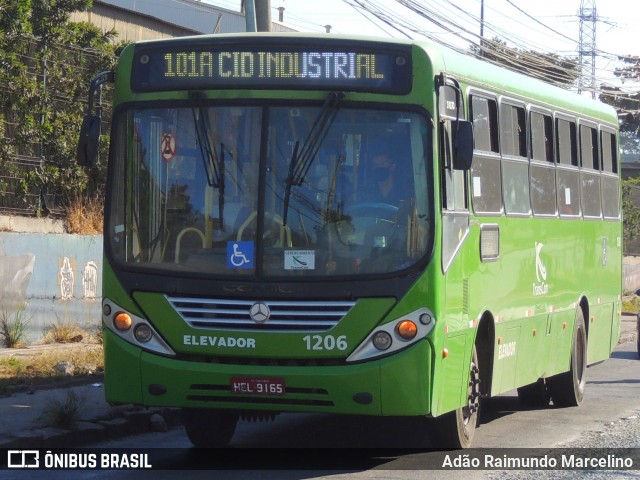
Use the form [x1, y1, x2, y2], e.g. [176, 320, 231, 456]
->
[227, 241, 254, 269]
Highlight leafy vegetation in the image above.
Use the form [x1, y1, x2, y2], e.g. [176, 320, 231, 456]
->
[0, 305, 30, 348]
[41, 317, 92, 344]
[622, 178, 640, 251]
[622, 294, 640, 314]
[0, 0, 117, 222]
[39, 390, 82, 429]
[0, 341, 103, 393]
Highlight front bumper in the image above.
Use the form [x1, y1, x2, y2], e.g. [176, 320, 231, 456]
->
[104, 329, 433, 416]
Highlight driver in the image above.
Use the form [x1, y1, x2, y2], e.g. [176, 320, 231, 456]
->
[365, 142, 407, 206]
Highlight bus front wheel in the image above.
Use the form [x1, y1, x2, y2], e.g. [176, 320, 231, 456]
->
[434, 345, 481, 448]
[182, 408, 238, 447]
[547, 308, 587, 407]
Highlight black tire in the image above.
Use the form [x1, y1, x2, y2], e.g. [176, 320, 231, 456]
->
[182, 408, 238, 447]
[547, 309, 587, 407]
[517, 378, 551, 407]
[434, 345, 481, 449]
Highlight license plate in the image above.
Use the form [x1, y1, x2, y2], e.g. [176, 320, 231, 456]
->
[231, 377, 285, 395]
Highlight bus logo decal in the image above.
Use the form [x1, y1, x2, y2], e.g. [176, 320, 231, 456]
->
[533, 242, 549, 296]
[250, 302, 271, 324]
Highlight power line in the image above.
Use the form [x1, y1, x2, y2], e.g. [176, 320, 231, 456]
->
[341, 0, 639, 104]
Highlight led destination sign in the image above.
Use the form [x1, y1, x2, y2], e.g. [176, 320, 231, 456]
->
[132, 43, 412, 93]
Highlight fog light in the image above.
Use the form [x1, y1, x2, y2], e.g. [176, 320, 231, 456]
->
[134, 324, 153, 343]
[113, 312, 132, 331]
[397, 320, 417, 340]
[419, 313, 432, 325]
[372, 331, 392, 351]
[102, 304, 112, 316]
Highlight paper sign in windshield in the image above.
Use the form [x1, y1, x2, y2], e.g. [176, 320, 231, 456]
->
[284, 250, 315, 270]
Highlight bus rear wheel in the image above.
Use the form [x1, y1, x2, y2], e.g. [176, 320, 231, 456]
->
[435, 345, 481, 449]
[182, 408, 238, 447]
[547, 309, 587, 407]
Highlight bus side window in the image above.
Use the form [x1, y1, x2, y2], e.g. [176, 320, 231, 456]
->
[500, 102, 530, 216]
[600, 129, 620, 219]
[579, 123, 602, 218]
[556, 116, 580, 217]
[438, 84, 467, 212]
[470, 94, 501, 215]
[530, 110, 557, 216]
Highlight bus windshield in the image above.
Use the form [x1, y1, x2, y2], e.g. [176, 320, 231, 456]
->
[108, 103, 432, 278]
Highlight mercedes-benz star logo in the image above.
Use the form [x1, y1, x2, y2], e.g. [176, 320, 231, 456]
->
[249, 302, 270, 324]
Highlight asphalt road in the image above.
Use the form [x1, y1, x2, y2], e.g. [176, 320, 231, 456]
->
[10, 341, 634, 480]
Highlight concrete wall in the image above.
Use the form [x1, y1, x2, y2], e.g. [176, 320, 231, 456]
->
[624, 257, 640, 294]
[0, 232, 102, 344]
[1, 219, 637, 344]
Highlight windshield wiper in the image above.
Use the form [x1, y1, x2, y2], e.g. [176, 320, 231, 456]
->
[283, 91, 344, 226]
[190, 91, 225, 230]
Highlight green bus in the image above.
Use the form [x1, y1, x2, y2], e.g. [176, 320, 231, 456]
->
[78, 33, 622, 449]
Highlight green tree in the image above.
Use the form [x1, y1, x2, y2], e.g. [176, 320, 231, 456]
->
[602, 55, 640, 253]
[0, 0, 116, 216]
[622, 178, 640, 254]
[601, 55, 640, 166]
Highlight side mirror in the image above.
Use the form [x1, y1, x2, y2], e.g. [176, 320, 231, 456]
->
[452, 120, 473, 171]
[77, 114, 101, 167]
[77, 71, 114, 167]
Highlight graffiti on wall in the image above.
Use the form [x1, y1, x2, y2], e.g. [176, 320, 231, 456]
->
[58, 257, 100, 300]
[59, 257, 75, 300]
[0, 240, 35, 310]
[82, 261, 99, 299]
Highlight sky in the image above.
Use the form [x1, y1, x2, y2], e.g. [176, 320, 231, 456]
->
[203, 0, 640, 97]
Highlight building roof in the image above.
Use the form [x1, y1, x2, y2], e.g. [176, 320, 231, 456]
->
[96, 0, 294, 34]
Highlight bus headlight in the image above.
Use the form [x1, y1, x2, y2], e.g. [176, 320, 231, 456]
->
[134, 323, 153, 343]
[346, 307, 435, 363]
[372, 331, 392, 350]
[102, 298, 175, 356]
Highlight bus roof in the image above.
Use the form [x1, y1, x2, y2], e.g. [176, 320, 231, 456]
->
[125, 32, 617, 124]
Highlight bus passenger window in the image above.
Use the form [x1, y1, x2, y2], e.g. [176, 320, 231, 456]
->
[580, 123, 602, 218]
[556, 117, 580, 217]
[470, 94, 501, 215]
[500, 103, 529, 215]
[601, 129, 620, 219]
[530, 110, 556, 216]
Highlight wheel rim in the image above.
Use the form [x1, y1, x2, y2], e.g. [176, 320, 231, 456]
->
[462, 360, 481, 433]
[576, 324, 585, 385]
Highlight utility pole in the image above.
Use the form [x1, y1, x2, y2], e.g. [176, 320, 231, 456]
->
[479, 0, 485, 56]
[255, 0, 272, 32]
[578, 0, 597, 98]
[244, 0, 256, 32]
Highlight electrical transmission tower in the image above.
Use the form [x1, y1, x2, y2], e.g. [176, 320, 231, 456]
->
[578, 0, 597, 98]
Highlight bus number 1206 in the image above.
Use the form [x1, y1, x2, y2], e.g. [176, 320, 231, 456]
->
[303, 334, 348, 351]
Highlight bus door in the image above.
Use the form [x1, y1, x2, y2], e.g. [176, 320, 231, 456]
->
[435, 76, 475, 415]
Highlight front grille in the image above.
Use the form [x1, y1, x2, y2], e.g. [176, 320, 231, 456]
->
[167, 296, 355, 332]
[175, 353, 346, 367]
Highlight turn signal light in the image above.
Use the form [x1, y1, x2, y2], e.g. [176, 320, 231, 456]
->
[397, 320, 417, 340]
[113, 312, 132, 331]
